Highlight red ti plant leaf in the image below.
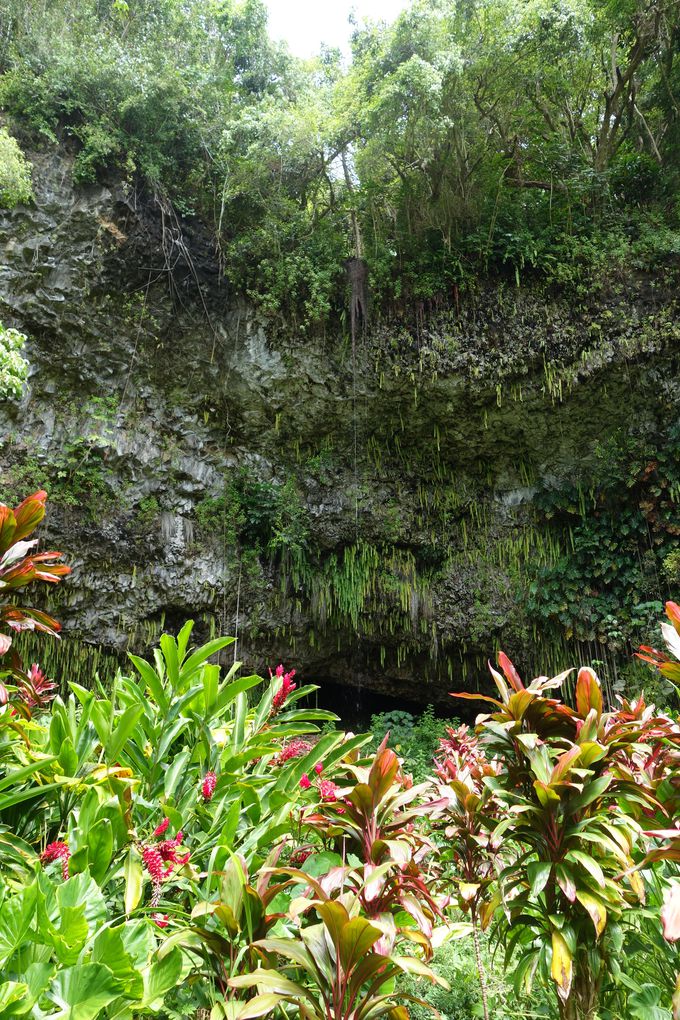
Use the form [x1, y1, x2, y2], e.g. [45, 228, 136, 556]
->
[0, 491, 70, 697]
[636, 601, 680, 687]
[666, 601, 680, 634]
[0, 506, 17, 555]
[11, 490, 47, 544]
[575, 667, 603, 720]
[661, 882, 680, 943]
[497, 651, 525, 692]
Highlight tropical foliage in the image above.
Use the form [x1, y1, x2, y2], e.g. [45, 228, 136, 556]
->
[1, 488, 679, 1020]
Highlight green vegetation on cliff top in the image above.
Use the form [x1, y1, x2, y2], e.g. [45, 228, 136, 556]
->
[1, 0, 680, 326]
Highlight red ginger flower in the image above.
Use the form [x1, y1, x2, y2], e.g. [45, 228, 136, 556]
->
[151, 912, 169, 928]
[289, 847, 313, 866]
[299, 773, 311, 789]
[314, 762, 323, 775]
[41, 840, 70, 880]
[202, 771, 217, 800]
[270, 664, 296, 713]
[153, 817, 170, 837]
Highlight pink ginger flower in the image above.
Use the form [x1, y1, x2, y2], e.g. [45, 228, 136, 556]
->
[153, 817, 170, 837]
[274, 739, 312, 765]
[314, 762, 323, 775]
[318, 779, 339, 802]
[151, 912, 169, 928]
[158, 832, 190, 868]
[143, 826, 189, 906]
[41, 840, 70, 880]
[270, 665, 296, 713]
[299, 773, 311, 789]
[142, 846, 165, 886]
[202, 771, 217, 800]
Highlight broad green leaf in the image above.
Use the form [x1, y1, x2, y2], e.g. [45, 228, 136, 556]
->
[0, 882, 37, 958]
[0, 962, 53, 1016]
[45, 964, 123, 1020]
[93, 927, 144, 1001]
[164, 749, 190, 800]
[128, 655, 168, 712]
[628, 983, 672, 1020]
[181, 636, 235, 679]
[106, 705, 144, 763]
[565, 850, 605, 888]
[566, 775, 612, 814]
[0, 981, 28, 1013]
[87, 818, 113, 885]
[160, 634, 180, 690]
[527, 862, 552, 899]
[141, 947, 183, 1008]
[550, 929, 573, 1002]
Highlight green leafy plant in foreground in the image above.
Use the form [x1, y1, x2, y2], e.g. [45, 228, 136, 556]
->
[448, 646, 680, 1020]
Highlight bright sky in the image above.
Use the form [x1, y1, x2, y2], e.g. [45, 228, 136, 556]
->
[265, 0, 408, 59]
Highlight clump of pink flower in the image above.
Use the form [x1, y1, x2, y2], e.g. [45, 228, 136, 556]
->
[201, 771, 217, 800]
[318, 779, 339, 802]
[270, 664, 296, 713]
[299, 773, 311, 789]
[274, 739, 312, 765]
[142, 846, 165, 888]
[141, 820, 190, 905]
[157, 832, 190, 870]
[40, 840, 70, 880]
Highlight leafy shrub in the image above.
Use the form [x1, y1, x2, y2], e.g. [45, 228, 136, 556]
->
[0, 127, 32, 207]
[370, 705, 451, 782]
[0, 320, 29, 399]
[441, 645, 680, 1019]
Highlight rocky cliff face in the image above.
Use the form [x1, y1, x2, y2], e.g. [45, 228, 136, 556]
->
[1, 146, 678, 710]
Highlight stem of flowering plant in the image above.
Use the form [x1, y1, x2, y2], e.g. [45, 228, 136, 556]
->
[471, 907, 490, 1020]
